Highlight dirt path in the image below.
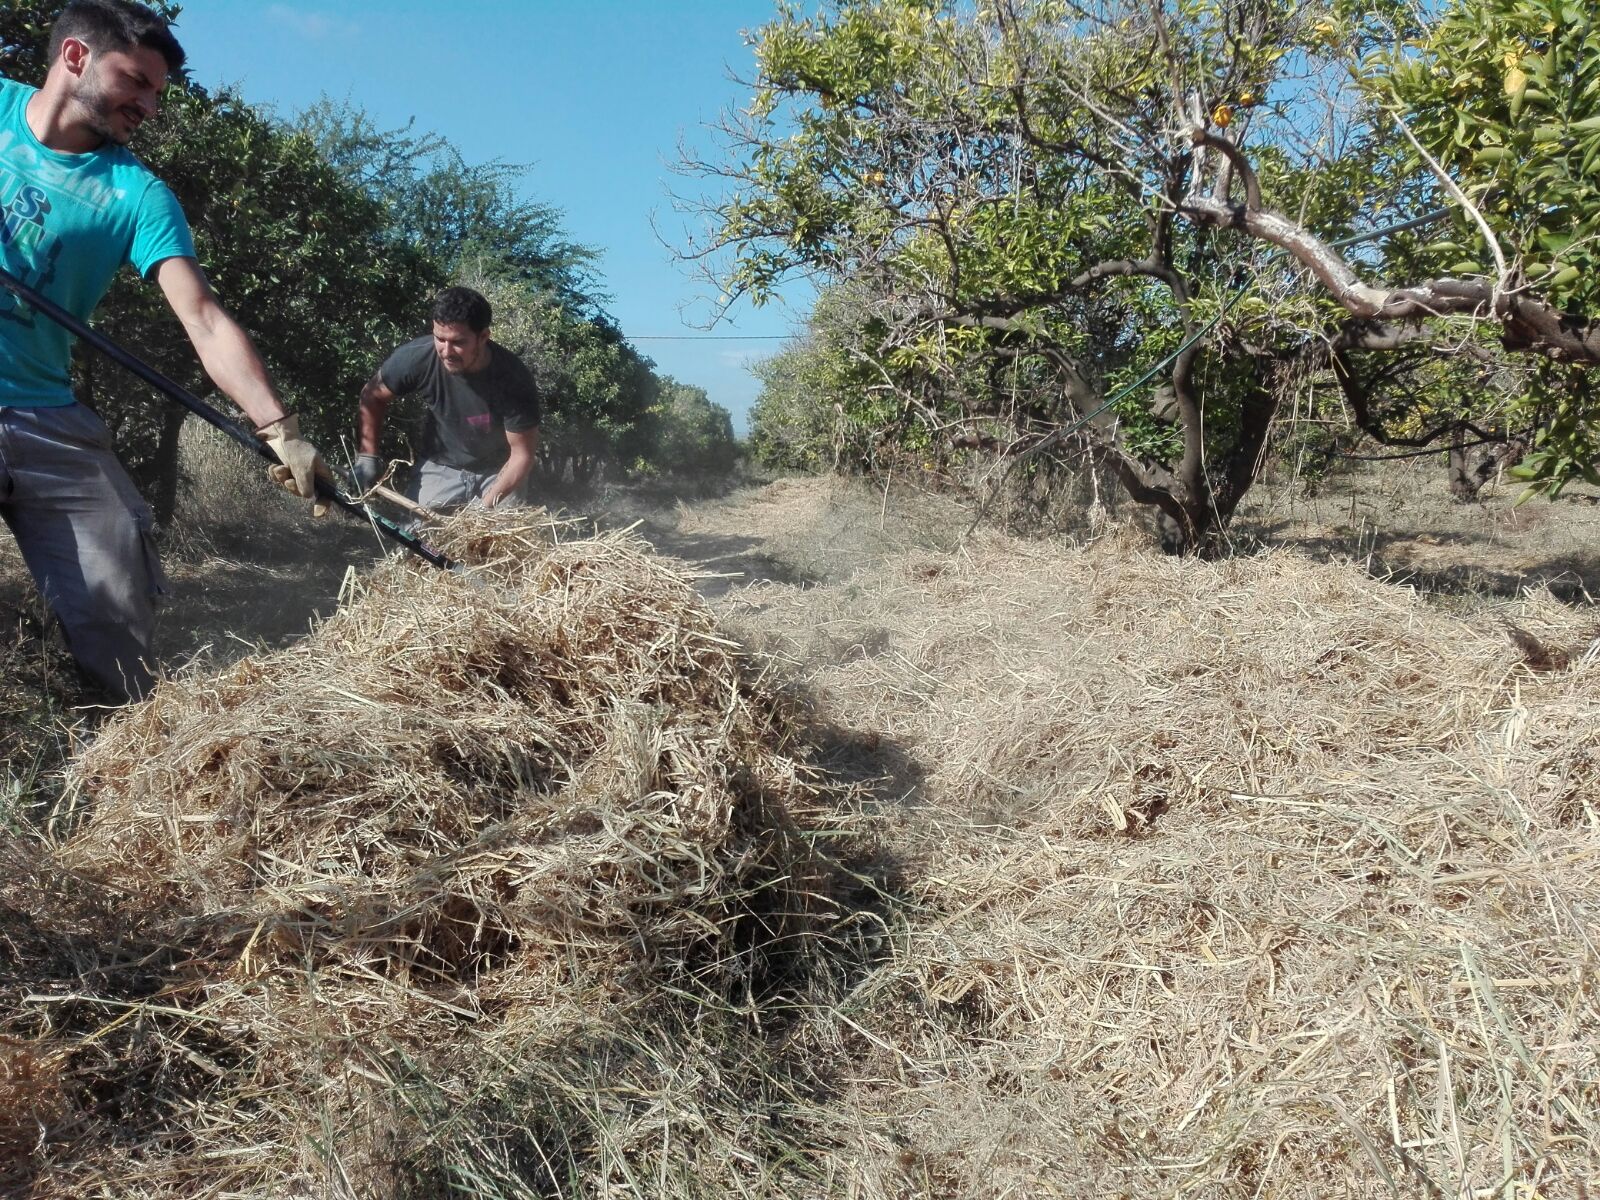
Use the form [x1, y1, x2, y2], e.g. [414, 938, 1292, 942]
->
[608, 461, 1600, 615]
[598, 474, 966, 594]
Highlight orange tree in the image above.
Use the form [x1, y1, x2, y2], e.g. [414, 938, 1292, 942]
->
[687, 0, 1426, 550]
[696, 0, 1600, 546]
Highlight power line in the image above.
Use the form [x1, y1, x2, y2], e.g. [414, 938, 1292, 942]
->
[629, 207, 1452, 377]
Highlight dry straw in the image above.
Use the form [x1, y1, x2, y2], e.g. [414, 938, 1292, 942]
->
[5, 474, 1600, 1198]
[711, 484, 1600, 1199]
[0, 509, 846, 1198]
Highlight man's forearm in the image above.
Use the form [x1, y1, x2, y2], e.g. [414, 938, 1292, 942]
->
[493, 445, 535, 494]
[156, 257, 289, 430]
[357, 390, 390, 456]
[190, 316, 288, 429]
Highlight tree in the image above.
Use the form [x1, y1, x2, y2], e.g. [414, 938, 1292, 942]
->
[685, 0, 1367, 549]
[644, 378, 741, 477]
[749, 282, 899, 473]
[298, 99, 602, 313]
[691, 0, 1600, 549]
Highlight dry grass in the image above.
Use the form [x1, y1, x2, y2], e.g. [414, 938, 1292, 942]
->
[165, 417, 376, 563]
[705, 480, 1600, 1199]
[1234, 458, 1600, 603]
[5, 465, 1599, 1198]
[0, 509, 851, 1198]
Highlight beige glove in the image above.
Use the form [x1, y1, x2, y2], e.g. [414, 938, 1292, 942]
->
[258, 414, 332, 518]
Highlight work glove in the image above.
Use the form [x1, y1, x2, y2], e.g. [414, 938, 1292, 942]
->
[352, 453, 384, 493]
[258, 413, 332, 518]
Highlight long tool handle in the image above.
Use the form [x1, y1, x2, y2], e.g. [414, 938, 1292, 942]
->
[368, 482, 437, 520]
[0, 266, 455, 571]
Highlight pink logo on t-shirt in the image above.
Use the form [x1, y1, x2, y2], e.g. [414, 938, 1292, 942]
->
[465, 413, 492, 428]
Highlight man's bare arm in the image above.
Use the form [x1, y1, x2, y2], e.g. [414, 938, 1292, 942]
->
[484, 427, 538, 507]
[155, 255, 326, 504]
[358, 372, 396, 456]
[154, 256, 287, 429]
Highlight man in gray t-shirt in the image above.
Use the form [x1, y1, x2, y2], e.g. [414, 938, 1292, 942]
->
[354, 286, 541, 512]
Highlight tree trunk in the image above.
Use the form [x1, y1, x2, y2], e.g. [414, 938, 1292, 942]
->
[1199, 374, 1280, 553]
[150, 408, 187, 526]
[1447, 425, 1476, 501]
[1449, 430, 1527, 502]
[1156, 509, 1198, 555]
[1477, 436, 1526, 490]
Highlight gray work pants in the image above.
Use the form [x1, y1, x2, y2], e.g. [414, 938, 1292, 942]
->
[408, 459, 529, 513]
[0, 404, 167, 702]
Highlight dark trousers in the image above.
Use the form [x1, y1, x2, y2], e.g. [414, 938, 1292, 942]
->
[0, 403, 166, 701]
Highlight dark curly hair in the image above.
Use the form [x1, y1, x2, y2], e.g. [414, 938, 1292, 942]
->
[430, 287, 492, 333]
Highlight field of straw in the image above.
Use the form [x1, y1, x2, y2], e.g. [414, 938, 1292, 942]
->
[1, 462, 1597, 1198]
[655, 476, 1600, 1198]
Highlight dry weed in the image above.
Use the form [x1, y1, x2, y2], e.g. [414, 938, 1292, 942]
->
[7, 469, 1599, 1199]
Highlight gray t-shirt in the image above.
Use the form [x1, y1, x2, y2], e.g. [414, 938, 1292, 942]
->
[379, 336, 541, 472]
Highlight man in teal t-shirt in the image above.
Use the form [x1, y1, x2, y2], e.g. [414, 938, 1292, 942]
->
[0, 0, 328, 701]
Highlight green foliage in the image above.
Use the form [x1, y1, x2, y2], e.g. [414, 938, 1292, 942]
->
[1508, 363, 1600, 498]
[705, 0, 1600, 537]
[298, 100, 602, 310]
[749, 342, 846, 473]
[534, 315, 661, 483]
[1382, 0, 1600, 309]
[642, 378, 741, 477]
[1382, 0, 1600, 493]
[749, 286, 890, 473]
[711, 0, 1345, 544]
[301, 101, 688, 486]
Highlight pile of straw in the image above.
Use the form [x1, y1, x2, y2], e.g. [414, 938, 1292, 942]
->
[1, 511, 841, 1197]
[726, 519, 1600, 1197]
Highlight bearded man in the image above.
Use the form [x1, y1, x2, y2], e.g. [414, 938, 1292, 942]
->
[354, 287, 541, 513]
[0, 0, 327, 701]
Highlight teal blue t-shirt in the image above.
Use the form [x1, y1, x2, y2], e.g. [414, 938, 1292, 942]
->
[0, 76, 196, 408]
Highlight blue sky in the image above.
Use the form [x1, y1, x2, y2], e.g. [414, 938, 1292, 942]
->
[173, 0, 810, 432]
